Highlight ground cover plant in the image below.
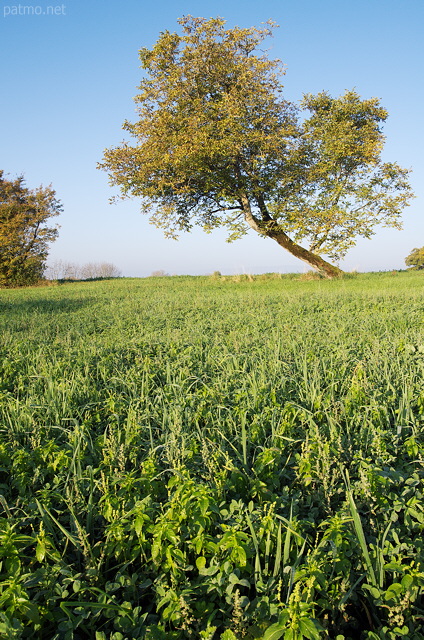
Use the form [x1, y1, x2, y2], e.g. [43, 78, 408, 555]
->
[0, 271, 423, 639]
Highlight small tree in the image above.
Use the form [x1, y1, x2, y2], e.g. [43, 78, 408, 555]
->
[61, 261, 81, 280]
[100, 16, 414, 278]
[405, 247, 424, 270]
[44, 259, 66, 280]
[0, 171, 61, 286]
[95, 262, 122, 278]
[80, 262, 122, 279]
[45, 260, 122, 280]
[150, 269, 169, 277]
[44, 260, 81, 280]
[80, 262, 98, 280]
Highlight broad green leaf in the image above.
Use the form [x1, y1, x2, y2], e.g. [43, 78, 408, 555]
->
[135, 516, 144, 536]
[35, 539, 46, 562]
[298, 618, 322, 640]
[384, 583, 403, 600]
[362, 584, 381, 600]
[262, 621, 286, 640]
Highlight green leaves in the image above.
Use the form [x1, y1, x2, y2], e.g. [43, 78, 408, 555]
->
[1, 273, 424, 637]
[0, 171, 61, 287]
[262, 610, 322, 640]
[100, 17, 413, 276]
[405, 246, 424, 269]
[100, 18, 295, 240]
[345, 480, 378, 588]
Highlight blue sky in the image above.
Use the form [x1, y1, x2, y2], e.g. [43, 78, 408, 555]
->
[1, 0, 423, 276]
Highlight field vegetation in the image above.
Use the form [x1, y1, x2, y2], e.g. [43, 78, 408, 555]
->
[0, 272, 423, 639]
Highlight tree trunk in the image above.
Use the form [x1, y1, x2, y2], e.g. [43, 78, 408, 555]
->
[240, 195, 344, 279]
[266, 228, 344, 278]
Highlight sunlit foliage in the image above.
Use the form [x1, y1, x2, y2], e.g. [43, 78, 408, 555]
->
[100, 17, 414, 278]
[0, 171, 61, 287]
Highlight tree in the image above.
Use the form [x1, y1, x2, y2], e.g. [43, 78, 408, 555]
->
[99, 16, 414, 278]
[0, 171, 61, 286]
[80, 262, 122, 279]
[405, 247, 424, 270]
[45, 260, 81, 280]
[45, 260, 122, 280]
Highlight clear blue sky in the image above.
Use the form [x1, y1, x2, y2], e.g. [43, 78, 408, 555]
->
[1, 0, 423, 276]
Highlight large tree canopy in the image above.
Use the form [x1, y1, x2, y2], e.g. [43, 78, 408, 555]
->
[100, 16, 414, 277]
[0, 171, 61, 286]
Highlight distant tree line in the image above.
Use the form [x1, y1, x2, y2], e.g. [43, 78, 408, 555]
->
[45, 260, 121, 280]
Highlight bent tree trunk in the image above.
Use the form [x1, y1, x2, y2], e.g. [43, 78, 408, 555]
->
[240, 195, 344, 279]
[266, 228, 344, 278]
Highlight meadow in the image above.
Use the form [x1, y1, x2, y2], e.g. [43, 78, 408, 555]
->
[0, 271, 423, 640]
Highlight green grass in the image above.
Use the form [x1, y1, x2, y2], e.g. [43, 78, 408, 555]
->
[0, 271, 423, 639]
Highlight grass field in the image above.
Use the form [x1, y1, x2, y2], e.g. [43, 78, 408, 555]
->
[0, 271, 423, 640]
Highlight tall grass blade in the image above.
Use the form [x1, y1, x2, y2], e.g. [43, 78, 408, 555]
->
[345, 477, 377, 588]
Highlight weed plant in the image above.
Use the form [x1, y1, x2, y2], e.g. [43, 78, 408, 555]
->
[0, 272, 423, 639]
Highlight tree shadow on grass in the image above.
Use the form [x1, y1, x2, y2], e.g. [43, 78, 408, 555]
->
[0, 297, 95, 315]
[56, 276, 121, 284]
